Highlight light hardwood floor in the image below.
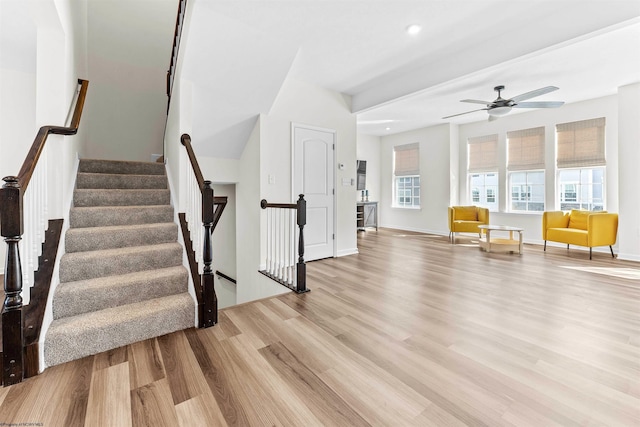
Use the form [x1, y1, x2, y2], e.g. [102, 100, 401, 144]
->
[1, 229, 639, 426]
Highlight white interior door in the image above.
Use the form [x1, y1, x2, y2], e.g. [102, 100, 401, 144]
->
[293, 125, 335, 261]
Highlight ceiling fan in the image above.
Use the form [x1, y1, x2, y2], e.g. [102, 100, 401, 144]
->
[442, 85, 564, 121]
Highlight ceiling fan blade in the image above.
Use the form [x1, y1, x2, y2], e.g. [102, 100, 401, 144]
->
[513, 101, 565, 108]
[461, 99, 492, 105]
[510, 86, 559, 102]
[442, 108, 488, 119]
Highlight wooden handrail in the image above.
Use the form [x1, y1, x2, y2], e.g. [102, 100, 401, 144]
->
[215, 270, 237, 285]
[1, 78, 88, 386]
[16, 79, 89, 192]
[167, 0, 188, 106]
[180, 134, 205, 190]
[260, 200, 296, 210]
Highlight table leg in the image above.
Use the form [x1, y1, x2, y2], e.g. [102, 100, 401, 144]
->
[518, 230, 523, 254]
[486, 229, 491, 252]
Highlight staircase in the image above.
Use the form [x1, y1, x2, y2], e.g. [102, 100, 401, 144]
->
[44, 159, 195, 366]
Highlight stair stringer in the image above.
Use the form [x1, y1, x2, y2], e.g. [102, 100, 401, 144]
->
[38, 153, 81, 373]
[165, 158, 200, 327]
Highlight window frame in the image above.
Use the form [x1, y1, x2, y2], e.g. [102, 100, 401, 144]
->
[468, 172, 499, 211]
[393, 175, 421, 208]
[508, 170, 545, 213]
[392, 143, 421, 209]
[556, 166, 605, 211]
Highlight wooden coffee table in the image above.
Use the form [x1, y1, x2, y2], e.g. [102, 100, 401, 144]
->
[478, 225, 524, 254]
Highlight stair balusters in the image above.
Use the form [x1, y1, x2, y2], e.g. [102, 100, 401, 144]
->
[259, 195, 308, 294]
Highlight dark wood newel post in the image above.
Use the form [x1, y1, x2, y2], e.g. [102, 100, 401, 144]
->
[1, 176, 25, 385]
[296, 194, 308, 293]
[201, 181, 217, 327]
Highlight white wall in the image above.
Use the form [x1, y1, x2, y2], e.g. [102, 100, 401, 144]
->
[262, 78, 358, 257]
[236, 117, 288, 304]
[83, 0, 175, 162]
[379, 124, 453, 234]
[457, 95, 619, 249]
[1, 0, 86, 273]
[617, 82, 640, 261]
[356, 134, 381, 203]
[212, 184, 237, 308]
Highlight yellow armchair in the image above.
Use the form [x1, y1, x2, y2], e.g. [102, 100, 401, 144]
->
[542, 210, 618, 259]
[448, 206, 489, 243]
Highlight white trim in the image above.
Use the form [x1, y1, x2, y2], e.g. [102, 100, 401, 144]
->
[337, 248, 359, 257]
[618, 253, 640, 262]
[39, 153, 81, 372]
[165, 159, 199, 327]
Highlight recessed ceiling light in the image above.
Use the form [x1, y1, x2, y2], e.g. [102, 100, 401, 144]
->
[385, 127, 391, 131]
[406, 24, 422, 36]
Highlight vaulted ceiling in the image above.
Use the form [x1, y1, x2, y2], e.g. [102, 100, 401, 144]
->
[181, 0, 640, 155]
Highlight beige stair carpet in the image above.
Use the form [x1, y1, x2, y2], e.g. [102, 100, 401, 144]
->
[45, 159, 194, 366]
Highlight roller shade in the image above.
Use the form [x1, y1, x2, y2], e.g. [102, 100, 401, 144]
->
[394, 143, 420, 176]
[468, 134, 498, 172]
[556, 117, 606, 168]
[507, 126, 545, 171]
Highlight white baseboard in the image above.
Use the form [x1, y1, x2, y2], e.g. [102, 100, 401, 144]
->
[616, 252, 640, 262]
[337, 248, 359, 257]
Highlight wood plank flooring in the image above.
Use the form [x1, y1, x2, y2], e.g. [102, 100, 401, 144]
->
[0, 229, 639, 426]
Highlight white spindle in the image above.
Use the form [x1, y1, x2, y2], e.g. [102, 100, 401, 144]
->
[262, 205, 299, 287]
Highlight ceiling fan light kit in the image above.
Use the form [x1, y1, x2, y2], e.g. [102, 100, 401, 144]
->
[488, 106, 512, 116]
[443, 85, 565, 121]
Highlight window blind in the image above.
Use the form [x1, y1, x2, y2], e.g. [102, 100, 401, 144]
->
[556, 117, 606, 168]
[507, 126, 545, 171]
[468, 134, 498, 172]
[393, 143, 419, 176]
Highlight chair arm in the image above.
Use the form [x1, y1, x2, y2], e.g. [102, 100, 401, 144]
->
[542, 211, 569, 239]
[477, 207, 489, 224]
[448, 207, 454, 231]
[588, 213, 618, 247]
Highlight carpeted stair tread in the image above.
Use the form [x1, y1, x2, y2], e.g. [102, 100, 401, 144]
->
[60, 242, 183, 283]
[74, 189, 170, 207]
[44, 292, 194, 366]
[53, 266, 189, 319]
[45, 158, 196, 368]
[70, 205, 174, 228]
[79, 159, 166, 175]
[65, 223, 178, 253]
[76, 172, 167, 190]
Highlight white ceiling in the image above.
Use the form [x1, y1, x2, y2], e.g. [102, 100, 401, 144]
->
[184, 0, 640, 153]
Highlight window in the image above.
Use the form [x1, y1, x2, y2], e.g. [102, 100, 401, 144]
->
[469, 172, 499, 211]
[393, 143, 420, 208]
[468, 134, 498, 210]
[395, 176, 420, 207]
[510, 171, 545, 211]
[556, 118, 606, 211]
[558, 168, 604, 211]
[507, 127, 545, 212]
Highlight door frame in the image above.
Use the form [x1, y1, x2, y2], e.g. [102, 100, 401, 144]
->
[291, 122, 337, 258]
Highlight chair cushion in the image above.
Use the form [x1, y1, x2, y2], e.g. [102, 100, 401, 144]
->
[455, 206, 477, 221]
[452, 220, 482, 233]
[547, 227, 588, 246]
[568, 210, 589, 230]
